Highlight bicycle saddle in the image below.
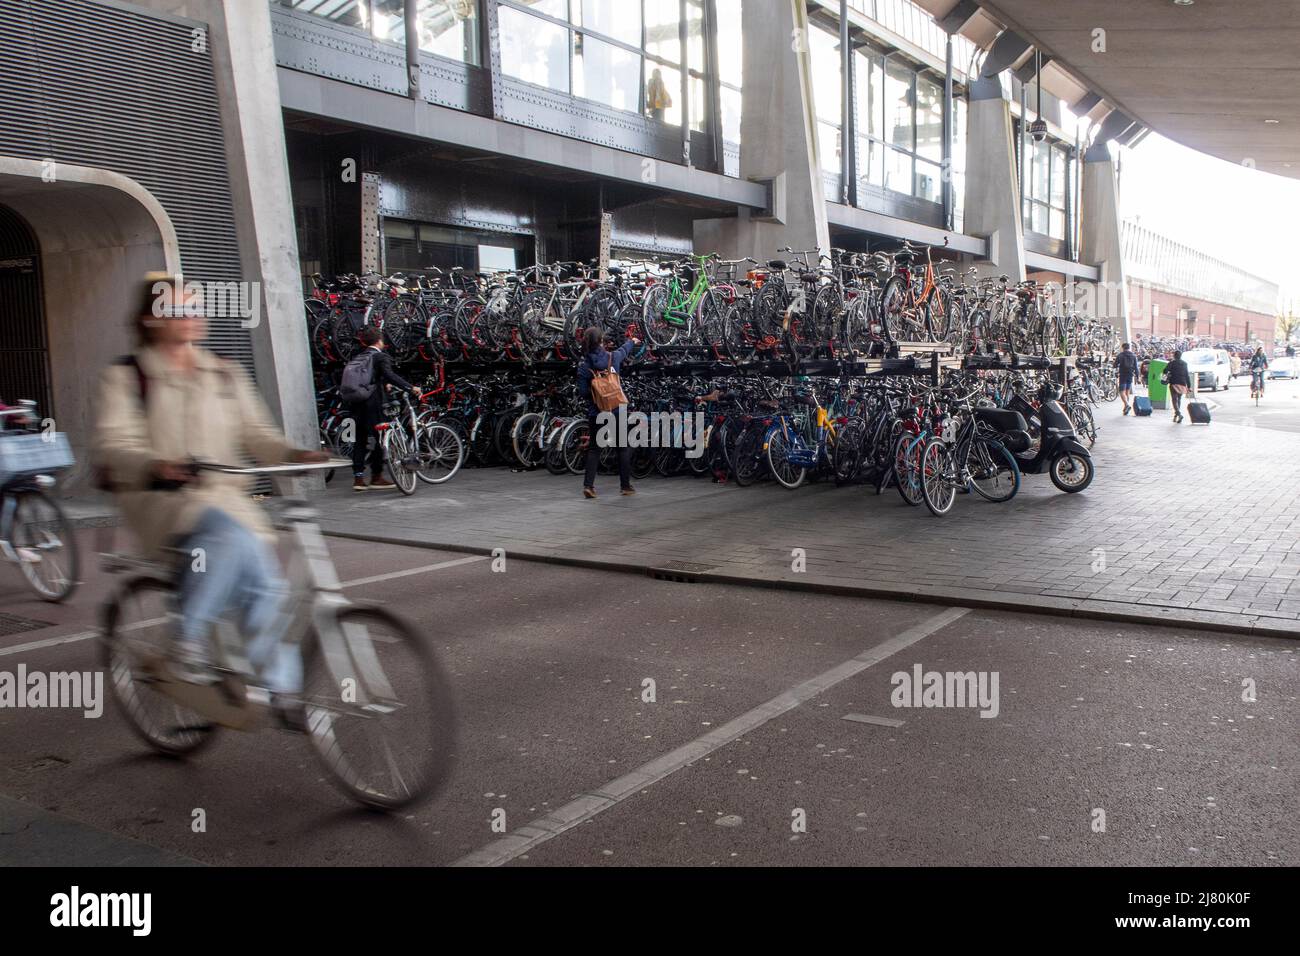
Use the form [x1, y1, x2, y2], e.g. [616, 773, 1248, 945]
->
[767, 260, 788, 271]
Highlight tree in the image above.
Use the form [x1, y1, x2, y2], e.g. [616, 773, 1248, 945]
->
[1278, 307, 1300, 343]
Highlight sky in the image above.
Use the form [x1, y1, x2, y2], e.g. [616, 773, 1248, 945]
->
[1115, 133, 1300, 314]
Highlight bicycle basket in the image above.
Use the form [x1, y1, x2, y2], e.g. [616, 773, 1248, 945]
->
[0, 432, 74, 484]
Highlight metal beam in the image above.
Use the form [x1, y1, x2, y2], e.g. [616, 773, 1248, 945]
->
[826, 203, 988, 256]
[277, 68, 769, 209]
[980, 29, 1030, 78]
[1025, 250, 1098, 281]
[938, 0, 981, 36]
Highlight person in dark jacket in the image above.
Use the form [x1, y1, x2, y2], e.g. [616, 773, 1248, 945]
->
[348, 325, 420, 490]
[1116, 342, 1140, 415]
[1163, 349, 1191, 423]
[577, 326, 640, 498]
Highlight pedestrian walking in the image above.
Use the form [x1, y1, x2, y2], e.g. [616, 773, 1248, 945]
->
[1116, 341, 1140, 415]
[577, 326, 640, 498]
[1162, 349, 1191, 424]
[338, 326, 421, 491]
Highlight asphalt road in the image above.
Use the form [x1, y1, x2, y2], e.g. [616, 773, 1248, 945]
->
[1183, 372, 1300, 433]
[0, 532, 1294, 867]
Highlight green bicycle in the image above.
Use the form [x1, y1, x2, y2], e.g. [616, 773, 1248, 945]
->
[642, 254, 726, 348]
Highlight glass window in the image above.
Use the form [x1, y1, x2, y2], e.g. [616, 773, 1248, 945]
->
[885, 147, 911, 194]
[689, 73, 706, 132]
[1051, 147, 1067, 207]
[886, 59, 913, 150]
[819, 121, 841, 176]
[579, 0, 641, 48]
[715, 0, 742, 87]
[915, 159, 941, 203]
[274, 0, 367, 30]
[915, 76, 942, 162]
[858, 137, 883, 187]
[644, 0, 681, 66]
[685, 0, 705, 72]
[419, 0, 481, 65]
[720, 85, 741, 142]
[1049, 208, 1065, 240]
[573, 33, 640, 111]
[370, 0, 404, 43]
[1032, 141, 1049, 200]
[809, 26, 841, 126]
[500, 7, 570, 92]
[517, 0, 567, 19]
[1030, 201, 1046, 234]
[855, 51, 883, 140]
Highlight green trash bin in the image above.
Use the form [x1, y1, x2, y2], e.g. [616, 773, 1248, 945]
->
[1147, 359, 1169, 410]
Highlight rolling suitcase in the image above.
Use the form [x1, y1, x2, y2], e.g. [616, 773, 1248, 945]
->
[1132, 396, 1152, 417]
[1187, 401, 1211, 425]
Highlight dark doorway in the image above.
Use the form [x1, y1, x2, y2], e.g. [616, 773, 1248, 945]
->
[0, 204, 51, 418]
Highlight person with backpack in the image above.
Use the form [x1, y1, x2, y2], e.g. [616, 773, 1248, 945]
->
[577, 326, 640, 498]
[92, 274, 327, 725]
[339, 325, 421, 491]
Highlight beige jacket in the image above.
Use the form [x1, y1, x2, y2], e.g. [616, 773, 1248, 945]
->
[92, 346, 298, 559]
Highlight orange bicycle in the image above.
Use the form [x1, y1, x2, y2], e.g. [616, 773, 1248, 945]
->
[878, 239, 955, 346]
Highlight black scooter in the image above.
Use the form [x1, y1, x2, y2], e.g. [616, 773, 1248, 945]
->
[993, 383, 1095, 493]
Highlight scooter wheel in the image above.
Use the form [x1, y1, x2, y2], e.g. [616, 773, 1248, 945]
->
[1050, 452, 1094, 493]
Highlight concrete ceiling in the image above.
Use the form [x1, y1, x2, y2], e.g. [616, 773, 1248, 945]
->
[923, 0, 1300, 179]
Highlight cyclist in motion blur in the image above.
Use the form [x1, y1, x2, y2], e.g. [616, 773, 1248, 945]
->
[92, 274, 328, 728]
[1249, 346, 1269, 403]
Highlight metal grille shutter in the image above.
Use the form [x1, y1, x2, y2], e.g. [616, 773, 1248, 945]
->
[0, 0, 253, 373]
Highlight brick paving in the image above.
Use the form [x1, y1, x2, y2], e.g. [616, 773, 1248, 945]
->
[317, 399, 1300, 637]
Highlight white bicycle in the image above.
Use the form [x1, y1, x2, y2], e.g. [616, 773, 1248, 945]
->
[99, 460, 455, 810]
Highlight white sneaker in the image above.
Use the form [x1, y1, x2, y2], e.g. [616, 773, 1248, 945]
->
[170, 643, 219, 686]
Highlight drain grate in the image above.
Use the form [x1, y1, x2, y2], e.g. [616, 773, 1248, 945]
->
[648, 561, 719, 584]
[0, 612, 54, 637]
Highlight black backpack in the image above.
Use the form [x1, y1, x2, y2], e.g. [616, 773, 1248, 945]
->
[339, 350, 378, 403]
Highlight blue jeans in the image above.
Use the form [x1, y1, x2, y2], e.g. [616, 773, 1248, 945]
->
[174, 508, 299, 695]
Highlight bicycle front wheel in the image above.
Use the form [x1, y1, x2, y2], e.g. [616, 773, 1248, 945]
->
[302, 605, 456, 810]
[11, 489, 79, 602]
[383, 429, 419, 495]
[920, 438, 957, 516]
[765, 428, 807, 489]
[415, 423, 464, 484]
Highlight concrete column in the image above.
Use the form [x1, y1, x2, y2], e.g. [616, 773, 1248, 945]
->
[962, 76, 1026, 282]
[694, 0, 829, 257]
[1079, 140, 1132, 342]
[141, 0, 319, 458]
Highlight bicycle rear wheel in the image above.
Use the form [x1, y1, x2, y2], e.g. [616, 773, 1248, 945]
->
[302, 605, 456, 810]
[968, 440, 1021, 503]
[101, 576, 218, 757]
[10, 489, 79, 602]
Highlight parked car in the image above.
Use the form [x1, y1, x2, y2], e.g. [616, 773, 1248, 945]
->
[1267, 356, 1296, 380]
[1183, 348, 1232, 391]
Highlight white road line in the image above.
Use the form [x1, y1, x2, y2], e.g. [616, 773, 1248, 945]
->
[0, 555, 488, 659]
[0, 617, 165, 658]
[842, 713, 905, 728]
[340, 554, 487, 588]
[451, 605, 971, 867]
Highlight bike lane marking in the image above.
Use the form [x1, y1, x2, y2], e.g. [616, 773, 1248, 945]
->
[451, 605, 972, 867]
[0, 555, 489, 660]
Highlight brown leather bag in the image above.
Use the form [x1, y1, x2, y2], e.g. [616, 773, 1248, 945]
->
[588, 355, 627, 411]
